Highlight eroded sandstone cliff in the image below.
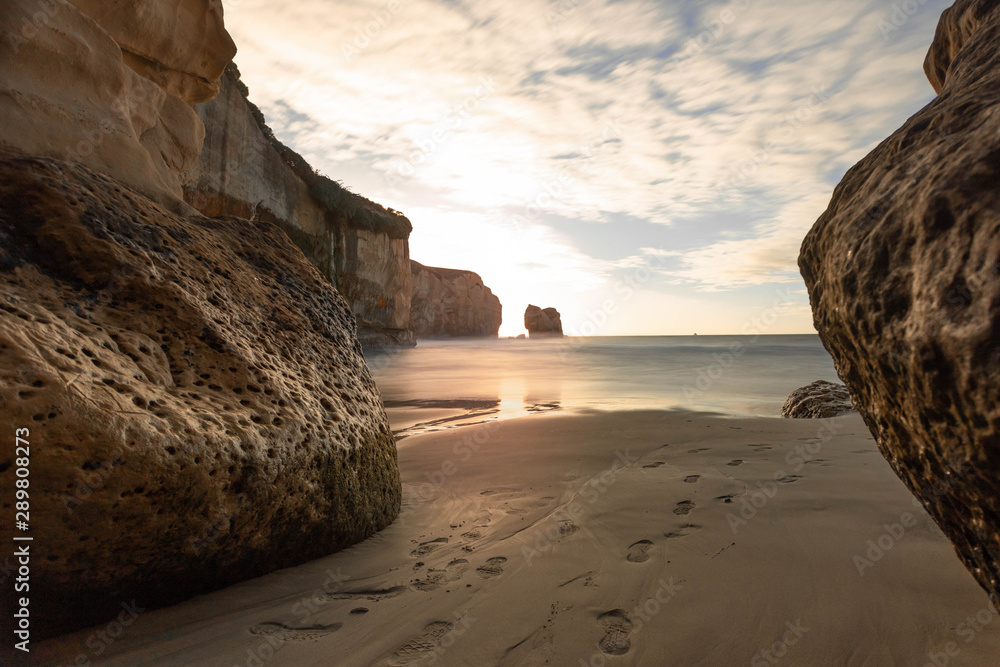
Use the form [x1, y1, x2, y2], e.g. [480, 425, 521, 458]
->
[800, 0, 1000, 605]
[0, 0, 226, 204]
[410, 261, 502, 338]
[182, 66, 415, 348]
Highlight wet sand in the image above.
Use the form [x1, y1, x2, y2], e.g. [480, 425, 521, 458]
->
[33, 410, 1000, 666]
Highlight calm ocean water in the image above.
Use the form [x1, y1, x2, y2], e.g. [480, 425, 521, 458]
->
[367, 334, 840, 419]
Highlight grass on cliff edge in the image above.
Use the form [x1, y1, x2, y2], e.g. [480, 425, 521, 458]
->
[225, 62, 412, 240]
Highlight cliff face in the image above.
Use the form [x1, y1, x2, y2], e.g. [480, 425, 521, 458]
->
[182, 69, 414, 347]
[0, 0, 402, 638]
[410, 261, 502, 338]
[800, 0, 1000, 606]
[0, 0, 233, 204]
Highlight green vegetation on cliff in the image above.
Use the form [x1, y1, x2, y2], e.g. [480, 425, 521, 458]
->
[225, 62, 412, 240]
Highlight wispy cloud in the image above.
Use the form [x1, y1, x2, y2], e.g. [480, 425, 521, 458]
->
[220, 0, 949, 333]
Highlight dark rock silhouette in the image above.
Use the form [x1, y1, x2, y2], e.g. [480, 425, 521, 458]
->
[800, 0, 1000, 606]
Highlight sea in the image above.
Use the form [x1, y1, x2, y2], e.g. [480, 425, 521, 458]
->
[367, 334, 840, 422]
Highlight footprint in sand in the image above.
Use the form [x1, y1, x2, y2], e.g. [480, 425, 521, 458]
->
[388, 621, 454, 666]
[715, 494, 739, 504]
[462, 529, 481, 540]
[683, 474, 701, 484]
[480, 487, 519, 496]
[673, 500, 695, 516]
[626, 540, 653, 563]
[687, 448, 710, 455]
[750, 445, 774, 453]
[476, 556, 508, 579]
[598, 610, 634, 655]
[664, 523, 701, 539]
[777, 474, 803, 484]
[473, 510, 492, 527]
[249, 622, 342, 641]
[727, 459, 744, 467]
[413, 559, 470, 591]
[410, 537, 449, 558]
[643, 462, 665, 469]
[322, 586, 407, 602]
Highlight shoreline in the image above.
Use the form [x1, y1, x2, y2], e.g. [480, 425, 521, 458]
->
[33, 409, 1000, 666]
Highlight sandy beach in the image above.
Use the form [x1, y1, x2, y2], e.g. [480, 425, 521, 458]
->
[32, 408, 1000, 666]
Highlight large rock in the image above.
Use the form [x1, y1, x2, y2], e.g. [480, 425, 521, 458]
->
[800, 0, 1000, 606]
[0, 0, 219, 202]
[182, 66, 415, 346]
[410, 261, 502, 338]
[524, 305, 563, 338]
[0, 156, 401, 637]
[69, 0, 237, 103]
[780, 381, 854, 419]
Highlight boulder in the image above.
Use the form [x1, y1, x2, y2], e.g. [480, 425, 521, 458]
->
[799, 0, 1000, 605]
[410, 261, 502, 338]
[524, 305, 563, 338]
[780, 381, 854, 419]
[0, 156, 401, 637]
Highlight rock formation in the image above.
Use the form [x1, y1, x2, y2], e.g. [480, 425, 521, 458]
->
[410, 261, 502, 338]
[780, 381, 855, 419]
[182, 65, 414, 349]
[799, 0, 1000, 606]
[67, 0, 236, 104]
[0, 155, 401, 639]
[0, 0, 236, 203]
[0, 0, 402, 638]
[524, 305, 564, 338]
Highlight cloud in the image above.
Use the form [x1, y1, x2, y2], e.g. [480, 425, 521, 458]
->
[219, 0, 951, 330]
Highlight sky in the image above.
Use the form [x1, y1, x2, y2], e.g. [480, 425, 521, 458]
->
[220, 0, 950, 337]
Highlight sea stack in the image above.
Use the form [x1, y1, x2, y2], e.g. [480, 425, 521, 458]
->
[799, 0, 1000, 606]
[0, 0, 401, 637]
[524, 305, 564, 338]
